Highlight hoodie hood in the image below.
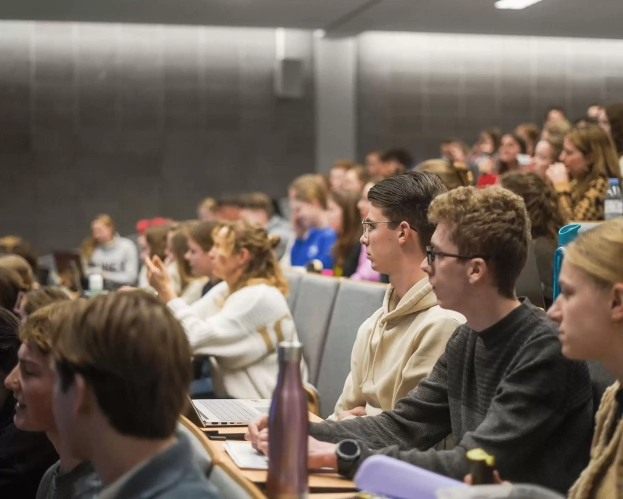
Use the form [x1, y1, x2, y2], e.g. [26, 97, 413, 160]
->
[379, 277, 437, 326]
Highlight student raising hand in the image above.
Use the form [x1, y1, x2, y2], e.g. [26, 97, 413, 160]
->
[144, 255, 178, 303]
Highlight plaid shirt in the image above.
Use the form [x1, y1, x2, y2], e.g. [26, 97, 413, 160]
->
[555, 175, 609, 222]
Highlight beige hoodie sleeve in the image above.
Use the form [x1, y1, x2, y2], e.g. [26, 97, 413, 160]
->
[392, 313, 463, 406]
[328, 313, 380, 421]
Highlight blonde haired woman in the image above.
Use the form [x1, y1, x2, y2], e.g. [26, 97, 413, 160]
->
[546, 126, 620, 221]
[547, 219, 623, 498]
[146, 220, 308, 399]
[81, 214, 138, 287]
[286, 174, 337, 270]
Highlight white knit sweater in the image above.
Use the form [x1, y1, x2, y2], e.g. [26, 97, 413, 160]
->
[168, 281, 308, 399]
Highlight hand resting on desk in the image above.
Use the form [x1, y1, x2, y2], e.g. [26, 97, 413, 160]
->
[245, 415, 339, 470]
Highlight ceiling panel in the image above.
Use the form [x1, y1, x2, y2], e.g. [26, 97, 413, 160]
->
[0, 0, 621, 40]
[329, 0, 623, 39]
[0, 0, 370, 28]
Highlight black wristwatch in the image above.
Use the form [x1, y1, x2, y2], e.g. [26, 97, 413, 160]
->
[336, 439, 361, 477]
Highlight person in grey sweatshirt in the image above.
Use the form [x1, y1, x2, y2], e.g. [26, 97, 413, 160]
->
[246, 186, 593, 494]
[82, 215, 139, 287]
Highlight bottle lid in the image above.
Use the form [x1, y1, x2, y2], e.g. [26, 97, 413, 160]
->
[278, 341, 303, 362]
[610, 177, 620, 186]
[466, 448, 496, 467]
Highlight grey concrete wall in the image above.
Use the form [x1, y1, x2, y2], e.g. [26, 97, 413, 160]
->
[0, 22, 315, 253]
[357, 32, 623, 164]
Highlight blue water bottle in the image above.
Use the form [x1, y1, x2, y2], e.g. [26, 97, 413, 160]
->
[553, 225, 581, 300]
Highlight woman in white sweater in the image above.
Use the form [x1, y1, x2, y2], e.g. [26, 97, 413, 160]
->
[146, 220, 308, 399]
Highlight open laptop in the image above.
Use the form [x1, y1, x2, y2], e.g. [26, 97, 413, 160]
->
[189, 398, 271, 427]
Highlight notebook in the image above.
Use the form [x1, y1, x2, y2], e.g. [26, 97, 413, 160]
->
[224, 441, 269, 470]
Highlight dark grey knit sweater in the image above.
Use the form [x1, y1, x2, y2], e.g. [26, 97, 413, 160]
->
[311, 300, 593, 493]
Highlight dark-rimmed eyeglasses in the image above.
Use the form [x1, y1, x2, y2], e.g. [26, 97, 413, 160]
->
[425, 246, 490, 266]
[361, 220, 418, 237]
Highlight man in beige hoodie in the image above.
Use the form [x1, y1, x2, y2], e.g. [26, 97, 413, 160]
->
[329, 172, 465, 421]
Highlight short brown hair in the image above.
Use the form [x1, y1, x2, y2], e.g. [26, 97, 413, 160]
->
[21, 286, 71, 317]
[0, 237, 39, 276]
[53, 292, 192, 439]
[241, 192, 274, 218]
[0, 255, 36, 291]
[20, 301, 75, 354]
[368, 172, 448, 253]
[428, 186, 530, 299]
[500, 172, 565, 242]
[0, 267, 27, 311]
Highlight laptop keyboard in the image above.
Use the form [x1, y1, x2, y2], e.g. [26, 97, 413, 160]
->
[198, 400, 262, 423]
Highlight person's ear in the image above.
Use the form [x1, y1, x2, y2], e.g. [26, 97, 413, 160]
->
[467, 258, 487, 285]
[610, 283, 623, 322]
[73, 374, 93, 417]
[397, 222, 410, 246]
[239, 248, 251, 267]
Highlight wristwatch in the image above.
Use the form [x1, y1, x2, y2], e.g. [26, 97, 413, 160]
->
[336, 439, 361, 477]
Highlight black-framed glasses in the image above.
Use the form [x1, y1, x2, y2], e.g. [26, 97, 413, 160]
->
[361, 220, 418, 237]
[425, 246, 490, 266]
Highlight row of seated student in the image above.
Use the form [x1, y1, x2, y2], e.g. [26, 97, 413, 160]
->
[2, 177, 623, 499]
[1, 174, 623, 498]
[61, 105, 621, 298]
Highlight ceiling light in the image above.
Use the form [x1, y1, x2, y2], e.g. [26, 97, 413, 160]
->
[313, 29, 326, 40]
[494, 0, 543, 9]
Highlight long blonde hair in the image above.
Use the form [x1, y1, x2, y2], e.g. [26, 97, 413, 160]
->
[566, 126, 621, 199]
[81, 214, 115, 262]
[214, 220, 288, 296]
[565, 218, 623, 287]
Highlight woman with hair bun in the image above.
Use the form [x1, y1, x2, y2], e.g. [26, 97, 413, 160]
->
[146, 220, 308, 399]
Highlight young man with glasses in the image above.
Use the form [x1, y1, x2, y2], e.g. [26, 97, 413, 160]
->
[247, 186, 593, 494]
[326, 172, 464, 421]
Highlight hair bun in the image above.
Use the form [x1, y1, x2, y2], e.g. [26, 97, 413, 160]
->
[269, 235, 281, 249]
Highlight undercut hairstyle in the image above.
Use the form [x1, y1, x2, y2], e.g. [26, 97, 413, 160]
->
[428, 186, 531, 299]
[367, 172, 448, 253]
[53, 292, 193, 440]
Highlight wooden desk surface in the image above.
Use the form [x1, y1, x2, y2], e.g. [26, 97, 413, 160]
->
[202, 412, 355, 492]
[209, 440, 355, 491]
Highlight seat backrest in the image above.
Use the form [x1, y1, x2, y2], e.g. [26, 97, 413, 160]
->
[291, 274, 341, 385]
[177, 416, 214, 472]
[586, 360, 616, 415]
[516, 243, 545, 309]
[210, 464, 264, 499]
[284, 271, 303, 311]
[315, 279, 387, 419]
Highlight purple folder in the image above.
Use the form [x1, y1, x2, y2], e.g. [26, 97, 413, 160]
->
[354, 455, 467, 499]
